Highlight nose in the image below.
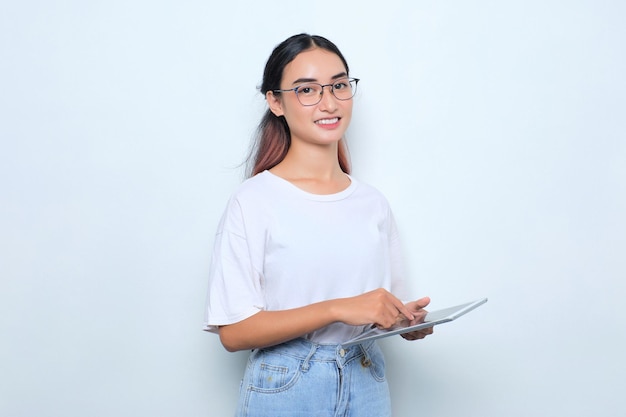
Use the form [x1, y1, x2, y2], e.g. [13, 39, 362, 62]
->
[318, 85, 338, 111]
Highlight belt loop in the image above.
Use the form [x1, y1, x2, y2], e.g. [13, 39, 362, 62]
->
[301, 342, 318, 372]
[359, 343, 372, 368]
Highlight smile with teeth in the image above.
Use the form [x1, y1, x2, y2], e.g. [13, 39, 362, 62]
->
[315, 117, 339, 125]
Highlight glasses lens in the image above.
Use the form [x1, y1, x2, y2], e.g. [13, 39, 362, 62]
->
[293, 78, 358, 106]
[332, 78, 357, 101]
[295, 83, 323, 106]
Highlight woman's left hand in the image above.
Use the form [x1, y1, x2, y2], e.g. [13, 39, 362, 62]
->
[400, 297, 434, 341]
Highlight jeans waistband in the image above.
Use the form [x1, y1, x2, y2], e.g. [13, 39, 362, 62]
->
[258, 337, 376, 367]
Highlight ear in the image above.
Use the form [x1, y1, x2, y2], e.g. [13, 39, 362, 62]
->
[266, 91, 285, 117]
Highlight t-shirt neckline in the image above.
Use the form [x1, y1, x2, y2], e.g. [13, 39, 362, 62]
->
[262, 170, 358, 201]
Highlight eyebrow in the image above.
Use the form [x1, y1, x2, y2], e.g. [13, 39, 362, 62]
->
[290, 72, 348, 86]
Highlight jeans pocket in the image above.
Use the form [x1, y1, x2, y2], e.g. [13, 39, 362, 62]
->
[248, 350, 302, 392]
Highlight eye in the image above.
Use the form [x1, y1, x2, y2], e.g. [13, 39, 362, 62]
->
[296, 84, 319, 96]
[333, 80, 350, 90]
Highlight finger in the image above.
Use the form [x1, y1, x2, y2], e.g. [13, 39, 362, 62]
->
[412, 296, 431, 310]
[404, 311, 427, 326]
[418, 328, 433, 337]
[401, 331, 421, 341]
[404, 297, 431, 318]
[401, 324, 434, 341]
[378, 293, 415, 325]
[392, 297, 416, 321]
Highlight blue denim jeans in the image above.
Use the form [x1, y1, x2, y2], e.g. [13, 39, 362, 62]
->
[235, 338, 391, 417]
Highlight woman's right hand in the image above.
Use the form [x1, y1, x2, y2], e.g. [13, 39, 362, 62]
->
[333, 288, 415, 329]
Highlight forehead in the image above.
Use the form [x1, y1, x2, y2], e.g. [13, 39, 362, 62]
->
[281, 48, 347, 85]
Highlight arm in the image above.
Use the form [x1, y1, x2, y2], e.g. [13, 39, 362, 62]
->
[219, 288, 415, 352]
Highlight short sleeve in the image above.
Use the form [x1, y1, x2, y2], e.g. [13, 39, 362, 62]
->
[203, 198, 265, 333]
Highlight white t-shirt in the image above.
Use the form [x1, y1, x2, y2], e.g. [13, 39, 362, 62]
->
[204, 170, 408, 344]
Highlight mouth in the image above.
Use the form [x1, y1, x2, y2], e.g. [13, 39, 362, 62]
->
[315, 117, 340, 125]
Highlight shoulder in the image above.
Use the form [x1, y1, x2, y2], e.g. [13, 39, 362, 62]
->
[349, 176, 393, 209]
[229, 171, 279, 202]
[220, 171, 282, 219]
[352, 177, 386, 197]
[215, 172, 277, 235]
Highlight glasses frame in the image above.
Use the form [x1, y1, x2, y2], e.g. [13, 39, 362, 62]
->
[272, 77, 360, 106]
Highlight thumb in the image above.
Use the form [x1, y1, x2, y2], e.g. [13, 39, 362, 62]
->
[413, 296, 431, 309]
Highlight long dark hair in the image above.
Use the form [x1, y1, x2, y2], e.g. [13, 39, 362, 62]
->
[246, 34, 352, 177]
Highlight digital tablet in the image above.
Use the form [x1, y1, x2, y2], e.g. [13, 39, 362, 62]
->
[342, 297, 488, 347]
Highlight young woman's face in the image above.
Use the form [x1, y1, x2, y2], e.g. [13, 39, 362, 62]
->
[268, 48, 353, 148]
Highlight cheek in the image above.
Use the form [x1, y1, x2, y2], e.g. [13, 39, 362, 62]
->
[280, 100, 307, 122]
[282, 107, 311, 128]
[342, 98, 353, 115]
[341, 103, 353, 125]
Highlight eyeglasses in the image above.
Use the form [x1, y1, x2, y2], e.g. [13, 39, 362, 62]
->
[273, 77, 359, 106]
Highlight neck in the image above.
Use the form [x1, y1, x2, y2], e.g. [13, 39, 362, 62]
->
[274, 141, 343, 181]
[269, 141, 351, 194]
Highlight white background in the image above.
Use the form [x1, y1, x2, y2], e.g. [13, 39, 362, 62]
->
[1, 1, 625, 416]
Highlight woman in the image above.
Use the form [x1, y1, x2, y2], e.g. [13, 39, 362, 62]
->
[205, 33, 432, 417]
